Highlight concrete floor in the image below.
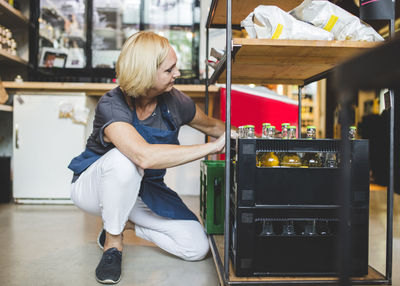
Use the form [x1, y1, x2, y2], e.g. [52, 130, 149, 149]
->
[0, 192, 398, 286]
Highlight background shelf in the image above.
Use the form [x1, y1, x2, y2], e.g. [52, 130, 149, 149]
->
[0, 0, 29, 28]
[0, 49, 28, 66]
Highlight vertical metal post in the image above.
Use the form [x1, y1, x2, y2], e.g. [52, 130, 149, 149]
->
[224, 0, 232, 281]
[205, 27, 210, 144]
[385, 18, 395, 283]
[386, 89, 394, 282]
[139, 0, 145, 31]
[298, 86, 303, 138]
[338, 89, 353, 286]
[390, 19, 395, 39]
[29, 0, 40, 78]
[86, 0, 93, 70]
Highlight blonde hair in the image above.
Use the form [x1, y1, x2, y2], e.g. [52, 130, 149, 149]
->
[116, 31, 170, 97]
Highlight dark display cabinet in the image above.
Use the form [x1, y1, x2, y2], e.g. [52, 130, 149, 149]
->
[31, 0, 200, 82]
[38, 0, 86, 69]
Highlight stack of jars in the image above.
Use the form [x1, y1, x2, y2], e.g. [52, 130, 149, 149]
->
[238, 122, 295, 140]
[279, 125, 302, 167]
[0, 25, 17, 56]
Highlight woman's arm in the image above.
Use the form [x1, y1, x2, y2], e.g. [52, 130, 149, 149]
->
[104, 122, 225, 170]
[188, 104, 236, 138]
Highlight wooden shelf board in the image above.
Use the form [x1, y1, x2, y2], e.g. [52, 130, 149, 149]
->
[0, 0, 29, 28]
[0, 49, 28, 65]
[207, 0, 303, 28]
[2, 82, 219, 98]
[212, 39, 381, 85]
[210, 235, 386, 284]
[0, 104, 12, 112]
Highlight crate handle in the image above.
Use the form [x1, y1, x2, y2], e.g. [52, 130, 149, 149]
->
[214, 177, 222, 225]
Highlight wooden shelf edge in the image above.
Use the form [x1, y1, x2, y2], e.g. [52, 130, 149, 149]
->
[0, 49, 28, 65]
[0, 104, 13, 112]
[0, 0, 29, 25]
[233, 38, 383, 49]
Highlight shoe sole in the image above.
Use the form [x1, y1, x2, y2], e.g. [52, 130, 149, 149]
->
[95, 276, 121, 284]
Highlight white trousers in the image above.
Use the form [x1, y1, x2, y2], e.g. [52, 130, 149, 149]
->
[71, 148, 209, 261]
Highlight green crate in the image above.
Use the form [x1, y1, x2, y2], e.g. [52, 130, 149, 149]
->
[200, 160, 225, 234]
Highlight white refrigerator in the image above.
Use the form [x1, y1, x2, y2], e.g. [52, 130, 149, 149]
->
[13, 93, 97, 204]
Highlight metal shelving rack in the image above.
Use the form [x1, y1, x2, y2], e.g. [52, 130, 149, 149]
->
[332, 36, 399, 286]
[204, 0, 395, 285]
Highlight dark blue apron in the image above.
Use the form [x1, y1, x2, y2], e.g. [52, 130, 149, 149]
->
[68, 95, 197, 221]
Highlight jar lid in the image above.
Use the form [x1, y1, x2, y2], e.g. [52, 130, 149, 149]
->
[262, 123, 271, 126]
[288, 125, 296, 129]
[281, 123, 290, 126]
[247, 125, 255, 128]
[350, 126, 357, 130]
[307, 125, 316, 129]
[269, 125, 275, 129]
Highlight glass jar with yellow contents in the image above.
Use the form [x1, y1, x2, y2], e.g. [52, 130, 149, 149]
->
[280, 126, 301, 167]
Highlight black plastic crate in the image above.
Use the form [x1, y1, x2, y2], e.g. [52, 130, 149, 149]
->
[230, 207, 369, 277]
[231, 139, 369, 208]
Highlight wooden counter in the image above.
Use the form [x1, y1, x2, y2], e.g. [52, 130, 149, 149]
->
[2, 81, 220, 115]
[0, 81, 219, 114]
[2, 81, 219, 98]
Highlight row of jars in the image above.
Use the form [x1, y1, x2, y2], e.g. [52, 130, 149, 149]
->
[0, 25, 17, 56]
[238, 123, 298, 139]
[239, 123, 357, 140]
[257, 150, 339, 168]
[253, 125, 357, 168]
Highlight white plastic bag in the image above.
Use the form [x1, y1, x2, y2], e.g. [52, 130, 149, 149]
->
[241, 12, 257, 38]
[290, 0, 384, 41]
[241, 5, 334, 40]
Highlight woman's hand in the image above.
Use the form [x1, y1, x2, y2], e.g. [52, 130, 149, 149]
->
[213, 132, 226, 154]
[212, 130, 238, 154]
[231, 130, 238, 139]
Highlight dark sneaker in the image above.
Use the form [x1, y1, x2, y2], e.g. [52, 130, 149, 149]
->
[95, 247, 122, 284]
[97, 229, 106, 250]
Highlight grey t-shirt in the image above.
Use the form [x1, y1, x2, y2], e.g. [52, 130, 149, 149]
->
[86, 86, 196, 154]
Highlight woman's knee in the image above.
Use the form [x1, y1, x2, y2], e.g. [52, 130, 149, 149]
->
[187, 235, 210, 261]
[177, 223, 210, 261]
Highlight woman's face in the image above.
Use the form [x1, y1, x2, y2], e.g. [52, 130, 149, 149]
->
[152, 46, 181, 94]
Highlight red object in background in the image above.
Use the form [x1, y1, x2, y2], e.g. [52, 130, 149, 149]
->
[220, 86, 299, 135]
[219, 86, 298, 159]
